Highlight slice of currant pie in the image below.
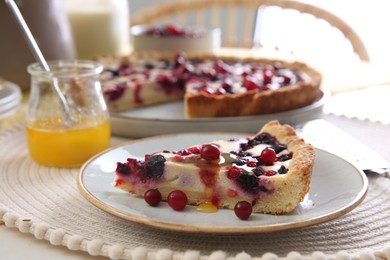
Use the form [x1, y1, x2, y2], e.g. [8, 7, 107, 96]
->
[113, 120, 315, 215]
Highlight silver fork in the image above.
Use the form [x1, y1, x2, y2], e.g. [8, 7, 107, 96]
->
[363, 168, 390, 178]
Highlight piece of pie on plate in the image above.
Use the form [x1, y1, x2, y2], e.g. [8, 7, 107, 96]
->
[113, 120, 315, 215]
[98, 52, 322, 118]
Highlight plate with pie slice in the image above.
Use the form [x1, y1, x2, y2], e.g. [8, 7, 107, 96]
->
[110, 89, 328, 138]
[78, 132, 368, 234]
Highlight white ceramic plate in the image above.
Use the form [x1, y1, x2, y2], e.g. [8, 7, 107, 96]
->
[78, 133, 368, 234]
[110, 90, 328, 138]
[0, 80, 21, 105]
[0, 81, 22, 120]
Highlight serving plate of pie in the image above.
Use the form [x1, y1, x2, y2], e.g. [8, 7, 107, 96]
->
[110, 89, 328, 138]
[99, 52, 326, 138]
[78, 133, 368, 234]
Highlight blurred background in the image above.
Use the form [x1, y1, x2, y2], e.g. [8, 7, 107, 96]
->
[130, 0, 390, 65]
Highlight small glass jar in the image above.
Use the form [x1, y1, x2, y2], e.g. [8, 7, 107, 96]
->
[26, 60, 110, 168]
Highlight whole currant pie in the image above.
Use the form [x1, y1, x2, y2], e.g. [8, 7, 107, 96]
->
[113, 120, 315, 215]
[98, 52, 322, 118]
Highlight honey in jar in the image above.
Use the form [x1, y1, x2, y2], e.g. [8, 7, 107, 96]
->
[26, 60, 110, 168]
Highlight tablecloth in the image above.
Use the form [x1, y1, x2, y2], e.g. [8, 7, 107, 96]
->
[0, 120, 389, 260]
[1, 86, 390, 259]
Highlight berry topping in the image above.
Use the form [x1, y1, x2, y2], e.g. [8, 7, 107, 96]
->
[104, 83, 126, 101]
[278, 165, 288, 174]
[188, 146, 201, 154]
[243, 77, 259, 91]
[252, 167, 264, 176]
[237, 151, 252, 157]
[240, 134, 278, 151]
[143, 63, 155, 70]
[278, 152, 293, 161]
[234, 201, 253, 220]
[221, 79, 233, 93]
[116, 162, 131, 175]
[199, 86, 215, 95]
[156, 74, 178, 89]
[200, 144, 221, 161]
[165, 24, 185, 36]
[173, 155, 185, 162]
[233, 159, 245, 166]
[260, 147, 277, 164]
[237, 173, 260, 193]
[175, 149, 191, 156]
[214, 60, 229, 74]
[146, 155, 166, 179]
[262, 68, 274, 84]
[201, 67, 218, 81]
[200, 169, 217, 186]
[264, 170, 278, 176]
[144, 189, 162, 206]
[227, 188, 238, 198]
[246, 161, 257, 167]
[117, 63, 132, 75]
[144, 25, 200, 38]
[272, 144, 287, 154]
[227, 166, 242, 179]
[254, 133, 277, 145]
[167, 190, 188, 211]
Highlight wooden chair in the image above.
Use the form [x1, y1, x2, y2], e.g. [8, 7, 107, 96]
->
[131, 0, 370, 62]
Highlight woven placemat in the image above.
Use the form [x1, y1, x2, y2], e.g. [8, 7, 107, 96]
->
[0, 124, 389, 260]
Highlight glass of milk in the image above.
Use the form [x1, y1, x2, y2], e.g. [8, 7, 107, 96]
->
[63, 0, 131, 59]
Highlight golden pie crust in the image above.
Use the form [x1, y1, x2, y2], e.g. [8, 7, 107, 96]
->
[253, 120, 315, 214]
[185, 56, 322, 117]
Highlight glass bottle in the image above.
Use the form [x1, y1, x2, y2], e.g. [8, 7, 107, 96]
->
[63, 0, 131, 59]
[26, 60, 111, 168]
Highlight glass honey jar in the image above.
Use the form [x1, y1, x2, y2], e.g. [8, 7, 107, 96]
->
[26, 60, 110, 167]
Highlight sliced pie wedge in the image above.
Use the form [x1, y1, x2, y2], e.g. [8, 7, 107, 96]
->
[113, 120, 315, 215]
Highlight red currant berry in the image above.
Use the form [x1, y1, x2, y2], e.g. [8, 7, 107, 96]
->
[264, 170, 277, 176]
[260, 147, 277, 164]
[227, 166, 242, 179]
[199, 86, 214, 95]
[263, 68, 274, 84]
[167, 190, 188, 211]
[166, 25, 184, 36]
[215, 60, 228, 74]
[214, 88, 226, 95]
[188, 146, 200, 154]
[246, 161, 257, 167]
[177, 149, 191, 156]
[200, 144, 221, 161]
[234, 201, 253, 220]
[144, 189, 162, 207]
[243, 77, 259, 91]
